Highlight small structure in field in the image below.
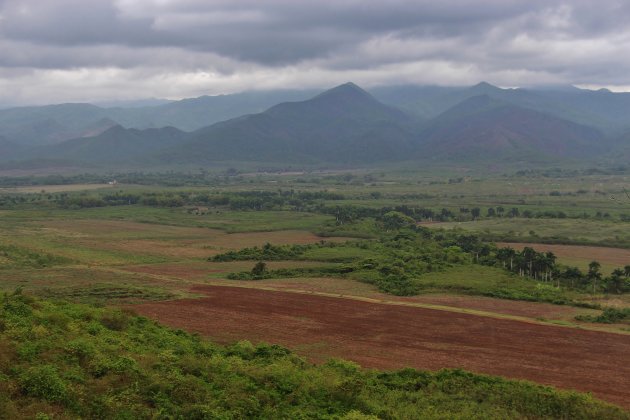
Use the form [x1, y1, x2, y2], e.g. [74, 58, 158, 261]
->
[187, 206, 209, 215]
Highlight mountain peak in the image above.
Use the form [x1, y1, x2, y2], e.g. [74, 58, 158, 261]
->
[101, 124, 126, 135]
[470, 81, 501, 92]
[436, 94, 505, 119]
[313, 82, 373, 102]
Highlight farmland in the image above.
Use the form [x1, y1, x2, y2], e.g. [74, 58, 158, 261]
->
[132, 285, 630, 409]
[1, 168, 630, 416]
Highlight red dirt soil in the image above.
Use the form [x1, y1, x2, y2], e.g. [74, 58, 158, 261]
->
[227, 277, 583, 319]
[132, 285, 630, 409]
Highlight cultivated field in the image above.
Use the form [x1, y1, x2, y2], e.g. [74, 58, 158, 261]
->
[133, 285, 630, 409]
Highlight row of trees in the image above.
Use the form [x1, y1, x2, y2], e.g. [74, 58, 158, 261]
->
[493, 246, 630, 293]
[1, 186, 622, 223]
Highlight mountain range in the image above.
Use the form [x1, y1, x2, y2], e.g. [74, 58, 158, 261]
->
[0, 82, 627, 168]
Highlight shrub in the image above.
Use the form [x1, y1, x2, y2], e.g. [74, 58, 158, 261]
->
[100, 310, 130, 331]
[20, 365, 68, 403]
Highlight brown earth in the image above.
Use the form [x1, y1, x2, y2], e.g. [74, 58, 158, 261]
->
[212, 277, 586, 320]
[132, 285, 630, 409]
[39, 220, 350, 259]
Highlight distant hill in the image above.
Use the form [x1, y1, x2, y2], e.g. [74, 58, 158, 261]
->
[163, 83, 419, 163]
[0, 90, 321, 147]
[372, 82, 630, 135]
[26, 125, 186, 164]
[0, 135, 23, 160]
[3, 82, 628, 168]
[417, 95, 606, 161]
[107, 90, 321, 132]
[609, 130, 630, 161]
[0, 103, 112, 146]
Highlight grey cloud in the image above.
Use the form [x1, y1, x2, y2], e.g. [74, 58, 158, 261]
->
[0, 0, 583, 64]
[1, 0, 630, 105]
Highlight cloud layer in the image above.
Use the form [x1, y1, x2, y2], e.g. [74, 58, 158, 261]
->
[1, 0, 630, 105]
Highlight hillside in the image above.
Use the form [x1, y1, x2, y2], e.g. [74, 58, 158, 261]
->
[0, 136, 23, 160]
[0, 90, 320, 147]
[373, 82, 630, 135]
[26, 125, 187, 164]
[164, 83, 420, 163]
[0, 103, 113, 146]
[417, 95, 606, 162]
[0, 290, 626, 418]
[3, 82, 627, 168]
[107, 89, 320, 131]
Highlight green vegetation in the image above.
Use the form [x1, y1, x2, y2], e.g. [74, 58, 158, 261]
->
[0, 245, 71, 269]
[2, 167, 630, 415]
[576, 308, 630, 324]
[216, 224, 628, 303]
[1, 290, 626, 419]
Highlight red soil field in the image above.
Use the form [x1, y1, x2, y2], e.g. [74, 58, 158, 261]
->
[216, 277, 585, 320]
[133, 285, 630, 408]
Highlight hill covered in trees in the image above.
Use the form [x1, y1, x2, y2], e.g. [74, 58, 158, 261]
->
[1, 82, 627, 168]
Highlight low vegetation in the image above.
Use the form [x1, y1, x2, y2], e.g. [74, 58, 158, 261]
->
[1, 290, 626, 419]
[215, 222, 630, 304]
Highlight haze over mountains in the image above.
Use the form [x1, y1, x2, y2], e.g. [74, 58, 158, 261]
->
[0, 82, 628, 168]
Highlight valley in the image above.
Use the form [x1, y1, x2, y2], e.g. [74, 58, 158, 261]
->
[1, 168, 629, 416]
[1, 84, 630, 418]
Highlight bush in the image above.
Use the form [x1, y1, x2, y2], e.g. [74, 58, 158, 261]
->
[100, 310, 131, 331]
[377, 275, 420, 296]
[576, 308, 630, 324]
[20, 365, 68, 403]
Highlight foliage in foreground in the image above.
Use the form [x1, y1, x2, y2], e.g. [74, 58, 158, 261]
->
[0, 290, 627, 419]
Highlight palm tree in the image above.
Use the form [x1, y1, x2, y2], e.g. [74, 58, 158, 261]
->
[588, 261, 602, 294]
[563, 266, 583, 289]
[522, 247, 536, 278]
[496, 247, 516, 271]
[545, 251, 557, 284]
[607, 269, 625, 294]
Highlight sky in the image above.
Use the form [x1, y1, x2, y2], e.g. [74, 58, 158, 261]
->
[1, 0, 630, 106]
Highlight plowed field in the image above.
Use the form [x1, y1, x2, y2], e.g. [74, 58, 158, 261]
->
[133, 285, 630, 408]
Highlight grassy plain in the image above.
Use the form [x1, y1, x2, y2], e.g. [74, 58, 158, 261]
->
[1, 169, 629, 310]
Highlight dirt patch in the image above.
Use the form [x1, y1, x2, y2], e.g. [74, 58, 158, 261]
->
[41, 220, 208, 237]
[203, 277, 585, 320]
[39, 220, 350, 260]
[206, 230, 350, 251]
[104, 239, 212, 259]
[397, 294, 583, 319]
[133, 285, 630, 409]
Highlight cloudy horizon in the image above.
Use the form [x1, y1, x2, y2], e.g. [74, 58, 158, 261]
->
[2, 0, 630, 106]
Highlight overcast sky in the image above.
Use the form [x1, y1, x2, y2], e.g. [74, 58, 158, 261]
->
[1, 0, 630, 105]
